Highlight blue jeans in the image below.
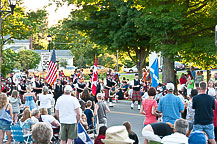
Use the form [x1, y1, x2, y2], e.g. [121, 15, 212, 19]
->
[193, 124, 215, 139]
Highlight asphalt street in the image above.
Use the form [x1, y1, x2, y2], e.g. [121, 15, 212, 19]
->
[107, 100, 144, 144]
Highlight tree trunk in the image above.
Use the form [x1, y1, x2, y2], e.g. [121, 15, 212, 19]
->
[162, 56, 175, 84]
[127, 47, 149, 79]
[137, 51, 147, 79]
[207, 70, 210, 84]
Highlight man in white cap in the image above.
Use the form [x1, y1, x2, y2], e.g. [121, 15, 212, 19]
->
[55, 85, 80, 144]
[102, 126, 134, 144]
[157, 83, 184, 124]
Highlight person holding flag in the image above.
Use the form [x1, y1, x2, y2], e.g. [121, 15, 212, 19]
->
[150, 58, 159, 88]
[92, 55, 98, 100]
[45, 49, 57, 87]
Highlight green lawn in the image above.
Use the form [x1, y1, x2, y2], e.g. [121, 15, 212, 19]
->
[120, 70, 214, 83]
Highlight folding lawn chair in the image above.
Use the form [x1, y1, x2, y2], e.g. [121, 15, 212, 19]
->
[10, 125, 33, 144]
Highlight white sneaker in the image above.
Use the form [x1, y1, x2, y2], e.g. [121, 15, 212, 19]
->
[138, 105, 141, 110]
[109, 102, 113, 107]
[131, 103, 134, 109]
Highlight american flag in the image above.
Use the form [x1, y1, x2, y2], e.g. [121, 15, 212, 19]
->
[46, 49, 57, 86]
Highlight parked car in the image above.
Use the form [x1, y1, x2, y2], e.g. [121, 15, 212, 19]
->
[90, 65, 105, 70]
[175, 62, 186, 71]
[123, 65, 138, 73]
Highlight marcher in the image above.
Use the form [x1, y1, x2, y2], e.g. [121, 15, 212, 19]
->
[192, 81, 216, 144]
[55, 85, 81, 144]
[131, 74, 142, 110]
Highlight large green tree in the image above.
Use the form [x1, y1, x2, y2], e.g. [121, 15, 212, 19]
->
[135, 0, 217, 83]
[16, 50, 41, 71]
[0, 0, 48, 90]
[66, 0, 150, 77]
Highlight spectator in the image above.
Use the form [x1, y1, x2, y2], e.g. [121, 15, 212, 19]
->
[55, 85, 81, 144]
[40, 108, 60, 128]
[188, 131, 208, 144]
[214, 92, 217, 142]
[161, 119, 188, 144]
[102, 126, 134, 144]
[9, 90, 22, 124]
[190, 66, 196, 80]
[23, 86, 36, 111]
[186, 89, 198, 137]
[95, 126, 107, 144]
[0, 93, 13, 144]
[80, 113, 88, 130]
[94, 93, 110, 133]
[140, 87, 158, 126]
[31, 109, 40, 123]
[208, 80, 216, 97]
[84, 100, 94, 129]
[179, 73, 187, 85]
[142, 122, 174, 143]
[195, 71, 203, 89]
[80, 88, 95, 110]
[32, 122, 53, 144]
[123, 121, 139, 144]
[158, 83, 184, 124]
[38, 86, 53, 115]
[192, 81, 216, 144]
[18, 108, 35, 135]
[186, 76, 194, 97]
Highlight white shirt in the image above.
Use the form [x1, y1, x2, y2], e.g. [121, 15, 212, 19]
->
[41, 115, 59, 128]
[55, 94, 80, 124]
[38, 94, 53, 109]
[31, 116, 39, 124]
[161, 132, 188, 144]
[208, 88, 216, 97]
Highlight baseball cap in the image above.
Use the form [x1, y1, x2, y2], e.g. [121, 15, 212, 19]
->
[64, 85, 72, 92]
[166, 83, 174, 91]
[188, 131, 207, 144]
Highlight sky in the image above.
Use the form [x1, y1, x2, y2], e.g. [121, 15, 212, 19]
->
[22, 0, 76, 27]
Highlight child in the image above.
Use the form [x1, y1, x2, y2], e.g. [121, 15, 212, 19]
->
[84, 100, 95, 129]
[123, 121, 139, 144]
[94, 126, 107, 144]
[81, 113, 88, 130]
[186, 89, 198, 137]
[9, 90, 22, 124]
[94, 93, 110, 133]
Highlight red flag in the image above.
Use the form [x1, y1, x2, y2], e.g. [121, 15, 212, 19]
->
[92, 55, 97, 96]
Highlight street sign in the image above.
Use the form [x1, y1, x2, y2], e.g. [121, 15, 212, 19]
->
[41, 52, 51, 69]
[215, 25, 217, 46]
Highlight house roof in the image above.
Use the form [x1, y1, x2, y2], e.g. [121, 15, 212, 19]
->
[33, 50, 74, 57]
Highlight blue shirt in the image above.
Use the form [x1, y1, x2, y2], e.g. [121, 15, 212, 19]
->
[84, 108, 94, 127]
[158, 93, 184, 124]
[191, 70, 196, 80]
